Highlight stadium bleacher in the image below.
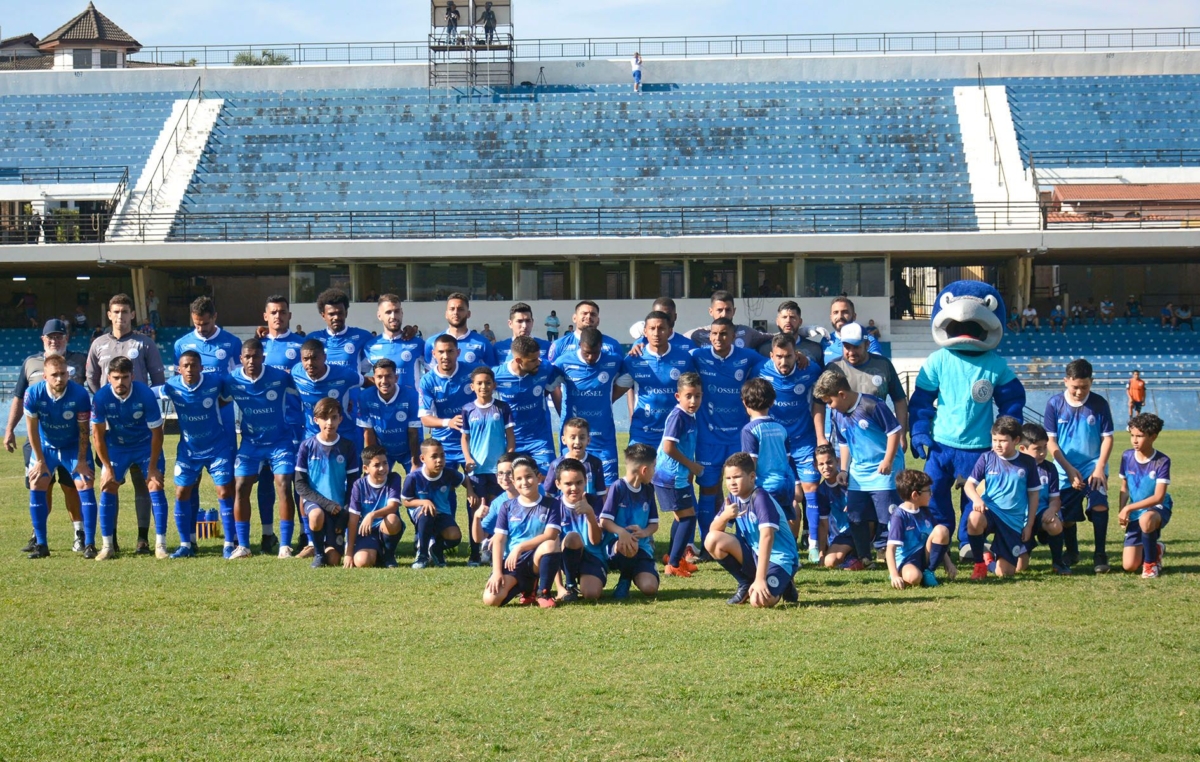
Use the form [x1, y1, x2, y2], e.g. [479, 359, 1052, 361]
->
[1007, 75, 1200, 165]
[1001, 322, 1200, 387]
[174, 81, 973, 238]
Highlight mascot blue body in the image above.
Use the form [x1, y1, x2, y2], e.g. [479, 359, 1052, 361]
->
[909, 281, 1026, 547]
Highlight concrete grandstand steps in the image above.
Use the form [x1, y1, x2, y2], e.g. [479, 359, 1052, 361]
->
[885, 320, 938, 379]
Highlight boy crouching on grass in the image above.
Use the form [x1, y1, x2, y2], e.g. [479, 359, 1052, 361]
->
[705, 453, 800, 607]
[401, 439, 466, 569]
[483, 456, 562, 608]
[1118, 413, 1171, 578]
[295, 398, 361, 569]
[554, 457, 607, 602]
[599, 443, 660, 600]
[814, 444, 861, 571]
[344, 444, 405, 568]
[473, 451, 521, 565]
[886, 469, 955, 589]
[963, 416, 1040, 580]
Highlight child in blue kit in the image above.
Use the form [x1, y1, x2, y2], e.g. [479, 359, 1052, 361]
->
[402, 439, 467, 569]
[344, 445, 405, 569]
[814, 371, 904, 569]
[815, 444, 860, 570]
[543, 417, 609, 504]
[964, 416, 1040, 580]
[599, 443, 661, 600]
[483, 455, 563, 609]
[1118, 413, 1171, 578]
[740, 377, 799, 535]
[886, 469, 954, 589]
[294, 398, 361, 568]
[705, 453, 800, 607]
[653, 372, 703, 578]
[554, 457, 607, 602]
[474, 451, 520, 566]
[1044, 358, 1115, 573]
[1019, 423, 1069, 575]
[461, 366, 515, 565]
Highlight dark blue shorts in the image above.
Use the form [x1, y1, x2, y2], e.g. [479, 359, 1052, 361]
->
[829, 530, 856, 552]
[505, 549, 539, 593]
[898, 547, 929, 572]
[608, 548, 658, 582]
[1059, 484, 1109, 522]
[769, 488, 797, 523]
[580, 552, 609, 586]
[984, 512, 1029, 566]
[653, 484, 695, 513]
[736, 537, 794, 598]
[847, 489, 899, 525]
[352, 531, 381, 554]
[1123, 507, 1171, 547]
[468, 472, 501, 503]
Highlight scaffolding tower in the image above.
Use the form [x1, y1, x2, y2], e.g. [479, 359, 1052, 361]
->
[429, 0, 514, 92]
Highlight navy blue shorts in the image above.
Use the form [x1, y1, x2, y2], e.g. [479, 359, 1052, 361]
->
[505, 549, 539, 593]
[1123, 507, 1171, 547]
[580, 552, 609, 586]
[769, 488, 797, 523]
[828, 530, 856, 552]
[468, 472, 501, 503]
[736, 536, 794, 598]
[898, 547, 929, 572]
[352, 531, 381, 554]
[608, 548, 658, 582]
[984, 512, 1030, 566]
[653, 484, 695, 513]
[1059, 484, 1108, 522]
[847, 489, 899, 525]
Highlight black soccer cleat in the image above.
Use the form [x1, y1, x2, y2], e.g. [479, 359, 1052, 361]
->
[27, 543, 50, 559]
[260, 534, 279, 554]
[781, 580, 799, 604]
[21, 534, 37, 554]
[82, 544, 98, 560]
[726, 584, 751, 605]
[135, 540, 152, 556]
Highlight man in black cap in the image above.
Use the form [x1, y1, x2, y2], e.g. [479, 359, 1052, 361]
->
[4, 319, 89, 553]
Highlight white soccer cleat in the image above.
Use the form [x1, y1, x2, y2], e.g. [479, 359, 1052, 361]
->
[277, 545, 294, 559]
[155, 544, 170, 560]
[228, 545, 253, 560]
[96, 546, 115, 561]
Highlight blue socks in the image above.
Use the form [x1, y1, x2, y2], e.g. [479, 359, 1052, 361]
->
[717, 553, 750, 585]
[668, 515, 696, 566]
[257, 468, 276, 532]
[79, 488, 97, 546]
[697, 493, 718, 545]
[279, 519, 295, 549]
[218, 496, 236, 547]
[563, 546, 584, 588]
[174, 499, 192, 545]
[99, 491, 118, 540]
[968, 531, 987, 563]
[235, 520, 251, 549]
[299, 513, 311, 546]
[1091, 510, 1109, 555]
[188, 490, 201, 529]
[804, 492, 820, 545]
[1142, 527, 1159, 566]
[307, 517, 325, 553]
[150, 490, 168, 541]
[928, 540, 948, 572]
[29, 490, 49, 546]
[1048, 533, 1065, 566]
[537, 551, 562, 593]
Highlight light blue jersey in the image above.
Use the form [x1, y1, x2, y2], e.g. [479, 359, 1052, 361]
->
[220, 366, 296, 447]
[599, 480, 658, 557]
[690, 345, 763, 444]
[741, 416, 795, 494]
[91, 382, 163, 447]
[462, 400, 514, 475]
[558, 498, 606, 562]
[887, 504, 936, 569]
[480, 490, 515, 535]
[491, 360, 563, 463]
[1120, 449, 1172, 521]
[175, 328, 242, 379]
[355, 385, 422, 466]
[731, 489, 800, 576]
[914, 349, 1018, 450]
[494, 336, 550, 363]
[417, 362, 475, 464]
[617, 344, 696, 446]
[23, 380, 91, 451]
[967, 451, 1040, 532]
[366, 333, 425, 390]
[291, 363, 363, 441]
[548, 331, 622, 363]
[493, 495, 561, 559]
[296, 434, 361, 507]
[818, 480, 850, 539]
[831, 393, 905, 492]
[310, 326, 375, 372]
[1044, 392, 1115, 490]
[424, 329, 495, 370]
[653, 406, 698, 489]
[554, 348, 623, 463]
[154, 374, 229, 458]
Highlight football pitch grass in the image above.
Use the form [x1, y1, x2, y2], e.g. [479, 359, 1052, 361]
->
[2, 432, 1198, 761]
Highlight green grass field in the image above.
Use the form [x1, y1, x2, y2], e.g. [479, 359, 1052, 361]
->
[2, 432, 1199, 761]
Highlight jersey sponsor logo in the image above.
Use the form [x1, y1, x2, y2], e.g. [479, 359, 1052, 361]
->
[395, 411, 407, 422]
[266, 390, 278, 401]
[401, 350, 413, 362]
[128, 347, 140, 359]
[971, 379, 994, 404]
[286, 348, 298, 360]
[216, 349, 227, 360]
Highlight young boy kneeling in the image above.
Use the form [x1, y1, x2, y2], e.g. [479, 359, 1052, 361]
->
[555, 457, 607, 602]
[705, 453, 800, 607]
[599, 444, 660, 600]
[963, 416, 1040, 580]
[344, 444, 405, 568]
[886, 469, 955, 589]
[1119, 413, 1171, 578]
[482, 456, 562, 608]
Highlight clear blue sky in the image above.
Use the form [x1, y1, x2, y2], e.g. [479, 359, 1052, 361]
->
[6, 1, 1199, 48]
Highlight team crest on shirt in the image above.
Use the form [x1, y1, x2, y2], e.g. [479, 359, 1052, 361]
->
[62, 410, 74, 420]
[857, 419, 869, 429]
[598, 372, 610, 383]
[266, 390, 278, 401]
[796, 384, 806, 395]
[439, 486, 448, 494]
[327, 390, 339, 398]
[345, 343, 356, 355]
[1149, 471, 1157, 479]
[533, 385, 544, 397]
[203, 398, 214, 408]
[286, 348, 297, 360]
[1086, 414, 1096, 425]
[735, 338, 745, 347]
[133, 411, 144, 419]
[395, 411, 407, 422]
[336, 455, 345, 464]
[871, 375, 883, 388]
[464, 351, 477, 363]
[735, 369, 744, 381]
[669, 368, 681, 380]
[401, 350, 413, 362]
[128, 348, 140, 359]
[216, 349, 227, 360]
[1040, 473, 1049, 486]
[971, 379, 994, 404]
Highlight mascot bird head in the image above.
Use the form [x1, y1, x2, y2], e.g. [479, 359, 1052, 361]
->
[930, 281, 1006, 353]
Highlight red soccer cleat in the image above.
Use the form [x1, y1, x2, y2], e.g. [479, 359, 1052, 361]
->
[536, 590, 557, 608]
[518, 592, 537, 606]
[970, 562, 988, 581]
[664, 563, 692, 578]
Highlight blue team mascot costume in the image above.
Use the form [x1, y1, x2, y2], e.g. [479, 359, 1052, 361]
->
[909, 281, 1026, 554]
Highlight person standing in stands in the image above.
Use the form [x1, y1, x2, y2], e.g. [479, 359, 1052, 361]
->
[1126, 370, 1146, 417]
[478, 1, 498, 45]
[631, 52, 643, 93]
[445, 1, 460, 44]
[146, 289, 161, 329]
[85, 294, 166, 555]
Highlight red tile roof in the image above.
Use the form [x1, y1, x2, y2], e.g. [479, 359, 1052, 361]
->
[1053, 184, 1200, 203]
[38, 3, 140, 51]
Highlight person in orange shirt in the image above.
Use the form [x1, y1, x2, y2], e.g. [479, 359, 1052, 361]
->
[1126, 371, 1146, 417]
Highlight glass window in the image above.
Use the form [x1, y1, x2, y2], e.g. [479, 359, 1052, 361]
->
[291, 264, 350, 304]
[744, 259, 791, 299]
[357, 264, 407, 302]
[73, 49, 93, 69]
[803, 258, 886, 298]
[579, 261, 629, 300]
[689, 259, 737, 299]
[635, 259, 684, 299]
[100, 50, 118, 69]
[479, 262, 511, 302]
[516, 263, 569, 301]
[410, 262, 486, 302]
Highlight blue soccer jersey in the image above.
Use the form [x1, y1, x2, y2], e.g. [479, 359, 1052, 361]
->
[462, 400, 514, 475]
[480, 490, 516, 536]
[548, 331, 622, 364]
[91, 382, 163, 447]
[348, 472, 404, 526]
[756, 359, 822, 449]
[817, 479, 850, 539]
[831, 393, 905, 492]
[617, 344, 696, 446]
[175, 328, 242, 378]
[599, 479, 659, 557]
[154, 373, 229, 458]
[653, 406, 698, 490]
[491, 359, 563, 462]
[730, 489, 800, 576]
[291, 363, 363, 440]
[887, 504, 936, 569]
[558, 497, 606, 561]
[1044, 392, 1115, 489]
[355, 385, 422, 466]
[24, 380, 91, 451]
[494, 336, 551, 363]
[221, 366, 296, 447]
[1034, 460, 1060, 515]
[1120, 449, 1172, 521]
[310, 326, 375, 372]
[402, 466, 466, 517]
[296, 434, 361, 507]
[366, 333, 425, 390]
[967, 451, 1040, 532]
[424, 329, 496, 370]
[554, 348, 623, 461]
[493, 495, 562, 559]
[263, 332, 306, 372]
[914, 349, 1019, 450]
[417, 362, 475, 463]
[690, 345, 764, 444]
[542, 452, 609, 501]
[741, 416, 795, 494]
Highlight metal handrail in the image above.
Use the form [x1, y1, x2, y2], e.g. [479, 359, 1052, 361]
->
[0, 166, 129, 184]
[978, 63, 1011, 206]
[126, 26, 1200, 68]
[134, 76, 203, 238]
[1027, 148, 1200, 168]
[101, 167, 130, 243]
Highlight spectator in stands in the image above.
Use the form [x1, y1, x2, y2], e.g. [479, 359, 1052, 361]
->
[631, 52, 643, 93]
[1070, 302, 1084, 326]
[1160, 302, 1175, 329]
[1174, 304, 1193, 331]
[1049, 304, 1067, 334]
[1099, 296, 1115, 325]
[444, 1, 460, 44]
[545, 310, 560, 341]
[72, 306, 89, 334]
[1126, 370, 1146, 417]
[146, 289, 160, 329]
[1021, 304, 1040, 331]
[138, 317, 156, 341]
[481, 323, 497, 343]
[1125, 294, 1143, 324]
[864, 319, 882, 341]
[478, 1, 498, 45]
[1083, 298, 1098, 324]
[1007, 307, 1021, 333]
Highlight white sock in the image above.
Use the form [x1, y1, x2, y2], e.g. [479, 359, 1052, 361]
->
[156, 534, 167, 546]
[224, 541, 235, 548]
[73, 521, 83, 532]
[262, 524, 275, 536]
[102, 536, 113, 549]
[181, 541, 192, 549]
